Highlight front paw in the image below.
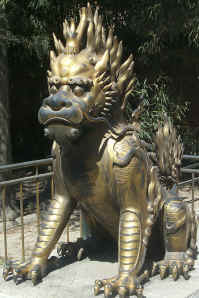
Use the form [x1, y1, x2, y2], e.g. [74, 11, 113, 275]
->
[94, 271, 149, 298]
[3, 257, 47, 285]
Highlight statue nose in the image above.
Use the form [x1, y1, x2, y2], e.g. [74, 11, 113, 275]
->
[43, 91, 72, 111]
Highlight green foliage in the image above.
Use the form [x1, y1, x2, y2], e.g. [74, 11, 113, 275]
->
[3, 0, 199, 74]
[1, 0, 199, 158]
[4, 0, 199, 63]
[127, 0, 199, 53]
[0, 6, 17, 49]
[3, 0, 87, 67]
[130, 77, 190, 143]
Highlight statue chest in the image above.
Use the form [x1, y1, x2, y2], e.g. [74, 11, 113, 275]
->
[61, 151, 103, 201]
[61, 150, 119, 223]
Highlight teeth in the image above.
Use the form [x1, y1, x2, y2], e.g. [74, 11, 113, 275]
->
[44, 128, 50, 137]
[103, 107, 110, 112]
[50, 85, 57, 93]
[105, 96, 112, 101]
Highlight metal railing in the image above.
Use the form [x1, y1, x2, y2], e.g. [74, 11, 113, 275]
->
[0, 158, 54, 263]
[1, 154, 199, 266]
[178, 155, 199, 214]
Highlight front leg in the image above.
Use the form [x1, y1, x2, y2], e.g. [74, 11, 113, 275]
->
[3, 142, 76, 285]
[95, 208, 150, 298]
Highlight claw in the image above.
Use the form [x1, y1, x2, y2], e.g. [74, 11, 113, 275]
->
[171, 264, 179, 281]
[151, 262, 158, 276]
[77, 247, 84, 261]
[186, 257, 194, 268]
[57, 242, 63, 256]
[160, 264, 168, 279]
[13, 273, 17, 285]
[136, 284, 144, 298]
[2, 269, 8, 281]
[139, 270, 149, 283]
[13, 276, 19, 285]
[183, 264, 190, 280]
[118, 286, 127, 298]
[129, 284, 135, 295]
[104, 283, 112, 298]
[94, 280, 103, 296]
[14, 274, 24, 285]
[13, 269, 23, 285]
[31, 265, 42, 286]
[3, 267, 12, 281]
[186, 248, 193, 258]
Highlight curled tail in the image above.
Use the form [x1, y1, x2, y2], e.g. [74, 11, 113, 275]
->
[154, 117, 183, 189]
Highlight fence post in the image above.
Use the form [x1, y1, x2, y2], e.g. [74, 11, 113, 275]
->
[51, 176, 54, 201]
[192, 173, 195, 213]
[19, 183, 25, 262]
[2, 186, 8, 263]
[35, 167, 40, 235]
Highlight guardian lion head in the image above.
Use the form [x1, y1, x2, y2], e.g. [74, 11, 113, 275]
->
[38, 3, 135, 144]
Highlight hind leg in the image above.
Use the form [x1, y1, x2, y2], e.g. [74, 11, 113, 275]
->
[152, 197, 197, 280]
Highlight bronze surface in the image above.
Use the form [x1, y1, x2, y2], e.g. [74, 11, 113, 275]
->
[3, 3, 197, 297]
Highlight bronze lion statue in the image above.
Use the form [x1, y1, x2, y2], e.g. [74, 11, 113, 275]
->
[3, 3, 197, 297]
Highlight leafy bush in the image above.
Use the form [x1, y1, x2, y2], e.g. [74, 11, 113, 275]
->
[128, 76, 190, 145]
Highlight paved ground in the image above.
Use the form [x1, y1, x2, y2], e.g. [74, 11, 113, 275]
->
[1, 251, 199, 298]
[1, 207, 199, 298]
[1, 237, 199, 298]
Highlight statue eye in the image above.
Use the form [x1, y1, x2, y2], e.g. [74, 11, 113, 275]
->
[73, 86, 84, 97]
